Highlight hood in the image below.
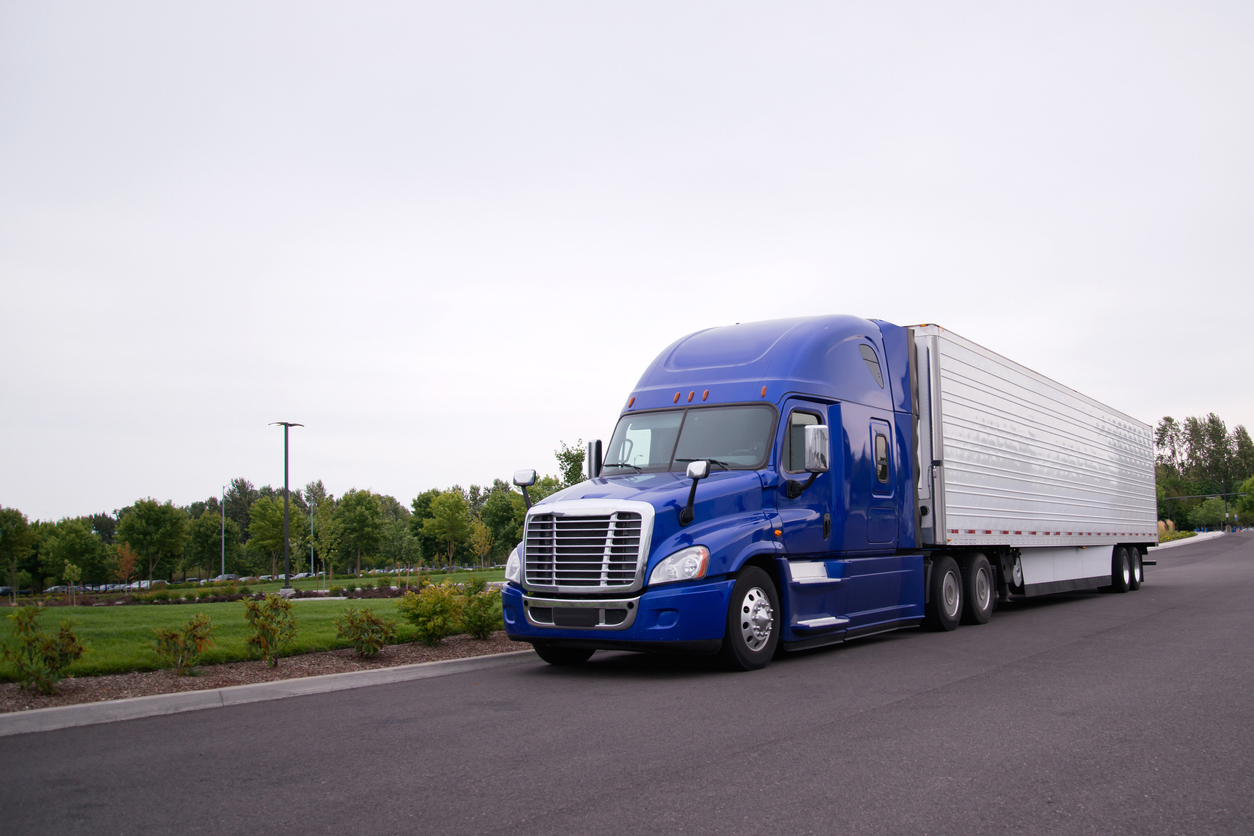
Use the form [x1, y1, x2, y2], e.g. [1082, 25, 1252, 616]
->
[537, 470, 763, 514]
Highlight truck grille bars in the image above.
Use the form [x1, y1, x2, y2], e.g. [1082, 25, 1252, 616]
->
[522, 502, 652, 594]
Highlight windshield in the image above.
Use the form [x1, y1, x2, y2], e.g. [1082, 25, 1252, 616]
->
[602, 405, 776, 472]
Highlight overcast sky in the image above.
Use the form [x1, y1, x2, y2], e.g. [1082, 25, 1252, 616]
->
[2, 1, 1251, 522]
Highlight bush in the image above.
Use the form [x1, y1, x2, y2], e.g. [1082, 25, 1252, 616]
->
[376, 577, 392, 590]
[396, 583, 463, 647]
[1, 607, 86, 695]
[150, 590, 171, 602]
[237, 585, 252, 595]
[460, 587, 503, 639]
[463, 576, 488, 595]
[243, 594, 298, 667]
[152, 613, 215, 675]
[330, 586, 344, 597]
[334, 607, 398, 657]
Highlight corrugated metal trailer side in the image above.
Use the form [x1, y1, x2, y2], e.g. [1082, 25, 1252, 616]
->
[912, 325, 1157, 588]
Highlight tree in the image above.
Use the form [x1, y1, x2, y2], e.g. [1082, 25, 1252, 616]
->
[1236, 475, 1254, 524]
[337, 489, 382, 577]
[224, 478, 260, 543]
[44, 518, 106, 586]
[556, 440, 586, 488]
[312, 499, 343, 585]
[62, 562, 82, 605]
[1155, 418, 1185, 479]
[117, 499, 191, 584]
[111, 543, 140, 588]
[468, 517, 494, 568]
[379, 518, 420, 575]
[248, 496, 287, 577]
[423, 489, 471, 567]
[1190, 497, 1226, 530]
[88, 512, 117, 546]
[0, 506, 34, 603]
[187, 512, 241, 579]
[409, 488, 443, 564]
[1234, 426, 1254, 486]
[481, 484, 525, 558]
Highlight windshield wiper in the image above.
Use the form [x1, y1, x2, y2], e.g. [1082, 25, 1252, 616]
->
[675, 458, 733, 470]
[602, 461, 643, 472]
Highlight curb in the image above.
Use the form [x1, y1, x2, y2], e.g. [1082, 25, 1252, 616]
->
[1147, 531, 1228, 552]
[0, 649, 535, 738]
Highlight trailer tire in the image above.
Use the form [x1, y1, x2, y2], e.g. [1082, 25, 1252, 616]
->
[1110, 546, 1131, 593]
[532, 644, 595, 666]
[959, 553, 994, 625]
[719, 567, 780, 671]
[925, 556, 962, 632]
[1129, 548, 1143, 590]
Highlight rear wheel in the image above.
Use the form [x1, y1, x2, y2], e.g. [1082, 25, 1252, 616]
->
[533, 643, 595, 666]
[719, 566, 780, 671]
[925, 556, 962, 631]
[959, 553, 994, 625]
[1129, 548, 1143, 590]
[1110, 546, 1131, 593]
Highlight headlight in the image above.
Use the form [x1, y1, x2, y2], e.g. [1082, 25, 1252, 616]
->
[505, 544, 522, 584]
[648, 546, 710, 586]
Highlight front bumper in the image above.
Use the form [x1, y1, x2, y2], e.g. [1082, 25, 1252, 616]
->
[503, 577, 735, 652]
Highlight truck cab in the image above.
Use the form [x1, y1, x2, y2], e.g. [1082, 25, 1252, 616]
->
[502, 315, 925, 669]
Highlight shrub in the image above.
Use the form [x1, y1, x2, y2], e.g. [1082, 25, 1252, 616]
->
[460, 587, 503, 639]
[243, 594, 298, 667]
[150, 590, 171, 602]
[237, 585, 252, 595]
[329, 585, 344, 597]
[463, 576, 488, 595]
[152, 613, 215, 675]
[1, 607, 86, 695]
[334, 607, 398, 657]
[396, 583, 463, 647]
[376, 577, 392, 590]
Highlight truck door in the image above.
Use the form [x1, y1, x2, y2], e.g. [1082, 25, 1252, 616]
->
[867, 418, 897, 545]
[775, 401, 833, 558]
[844, 415, 911, 629]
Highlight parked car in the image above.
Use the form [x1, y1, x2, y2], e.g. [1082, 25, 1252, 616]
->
[292, 572, 313, 579]
[213, 574, 239, 582]
[44, 585, 70, 594]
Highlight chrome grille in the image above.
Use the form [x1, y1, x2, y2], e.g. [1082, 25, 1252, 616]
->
[523, 511, 644, 591]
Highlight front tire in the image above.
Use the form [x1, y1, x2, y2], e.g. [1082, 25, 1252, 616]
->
[925, 556, 962, 631]
[533, 643, 595, 666]
[719, 567, 780, 671]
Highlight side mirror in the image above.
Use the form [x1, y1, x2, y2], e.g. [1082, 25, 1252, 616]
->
[513, 469, 537, 510]
[586, 440, 603, 479]
[804, 425, 830, 473]
[679, 461, 709, 526]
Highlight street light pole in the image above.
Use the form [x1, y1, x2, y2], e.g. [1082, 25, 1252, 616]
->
[221, 485, 226, 578]
[270, 422, 304, 590]
[310, 501, 316, 585]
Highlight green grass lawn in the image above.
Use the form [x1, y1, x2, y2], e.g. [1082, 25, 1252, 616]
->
[0, 596, 434, 681]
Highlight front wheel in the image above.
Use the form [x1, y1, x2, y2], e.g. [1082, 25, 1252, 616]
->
[719, 567, 780, 671]
[533, 643, 595, 666]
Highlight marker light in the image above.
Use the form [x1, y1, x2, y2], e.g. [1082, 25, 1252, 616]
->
[702, 390, 709, 401]
[628, 396, 635, 407]
[649, 546, 710, 586]
[673, 392, 681, 403]
[760, 386, 767, 397]
[687, 391, 694, 402]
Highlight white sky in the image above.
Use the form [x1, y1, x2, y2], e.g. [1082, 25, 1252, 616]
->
[3, 1, 1252, 521]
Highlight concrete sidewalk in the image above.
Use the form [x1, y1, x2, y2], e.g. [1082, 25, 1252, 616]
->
[0, 649, 533, 738]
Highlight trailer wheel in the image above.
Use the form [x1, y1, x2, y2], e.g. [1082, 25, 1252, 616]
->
[1110, 546, 1131, 593]
[1129, 548, 1143, 590]
[959, 553, 994, 625]
[533, 644, 595, 666]
[719, 566, 780, 671]
[925, 556, 962, 631]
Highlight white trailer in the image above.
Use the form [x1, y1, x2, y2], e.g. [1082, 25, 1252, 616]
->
[912, 325, 1158, 596]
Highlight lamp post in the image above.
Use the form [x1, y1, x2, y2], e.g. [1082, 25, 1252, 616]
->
[309, 500, 316, 584]
[270, 422, 304, 590]
[221, 485, 226, 578]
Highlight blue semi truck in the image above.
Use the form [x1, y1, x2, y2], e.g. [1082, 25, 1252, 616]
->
[502, 315, 1158, 670]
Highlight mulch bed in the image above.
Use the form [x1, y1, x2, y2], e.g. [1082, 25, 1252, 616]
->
[0, 632, 524, 714]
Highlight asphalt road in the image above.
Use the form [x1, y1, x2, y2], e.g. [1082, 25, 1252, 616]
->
[3, 533, 1252, 835]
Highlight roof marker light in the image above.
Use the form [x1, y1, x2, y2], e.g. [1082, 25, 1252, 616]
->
[702, 390, 709, 401]
[760, 386, 767, 398]
[673, 392, 681, 403]
[687, 391, 694, 403]
[628, 396, 635, 408]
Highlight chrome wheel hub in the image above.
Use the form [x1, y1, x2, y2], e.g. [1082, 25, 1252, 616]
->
[942, 570, 961, 619]
[975, 568, 991, 611]
[739, 587, 774, 652]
